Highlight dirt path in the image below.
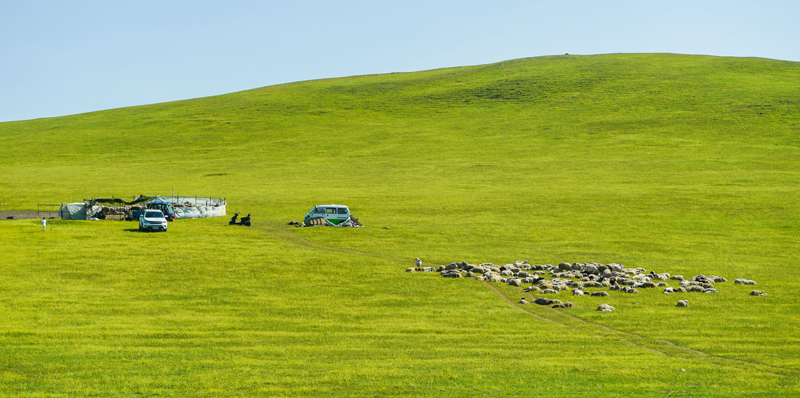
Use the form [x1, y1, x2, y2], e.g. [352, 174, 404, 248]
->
[0, 210, 59, 220]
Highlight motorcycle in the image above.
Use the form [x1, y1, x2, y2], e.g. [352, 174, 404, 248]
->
[229, 212, 251, 226]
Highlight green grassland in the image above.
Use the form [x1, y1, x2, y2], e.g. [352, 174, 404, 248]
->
[1, 53, 799, 396]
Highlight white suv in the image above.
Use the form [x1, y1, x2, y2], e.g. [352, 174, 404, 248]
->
[139, 209, 168, 232]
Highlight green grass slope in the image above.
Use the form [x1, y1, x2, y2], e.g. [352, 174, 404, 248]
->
[1, 53, 799, 397]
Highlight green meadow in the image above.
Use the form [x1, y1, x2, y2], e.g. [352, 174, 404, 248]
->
[1, 53, 799, 396]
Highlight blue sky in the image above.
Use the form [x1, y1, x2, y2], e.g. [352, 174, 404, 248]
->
[1, 0, 798, 122]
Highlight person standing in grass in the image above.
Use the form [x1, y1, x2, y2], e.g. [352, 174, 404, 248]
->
[41, 217, 46, 232]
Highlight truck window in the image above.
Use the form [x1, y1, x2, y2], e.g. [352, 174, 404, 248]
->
[326, 208, 336, 214]
[337, 208, 348, 214]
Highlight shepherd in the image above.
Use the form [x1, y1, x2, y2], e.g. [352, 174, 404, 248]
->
[41, 217, 47, 232]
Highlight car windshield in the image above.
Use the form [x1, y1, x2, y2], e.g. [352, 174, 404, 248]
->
[145, 210, 163, 218]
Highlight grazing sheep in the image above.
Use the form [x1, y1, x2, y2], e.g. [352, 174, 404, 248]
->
[474, 275, 486, 281]
[540, 289, 559, 295]
[552, 303, 567, 308]
[519, 297, 529, 304]
[671, 275, 685, 281]
[676, 300, 689, 307]
[663, 287, 675, 294]
[597, 304, 615, 312]
[591, 291, 609, 297]
[508, 279, 522, 287]
[422, 267, 435, 272]
[524, 286, 540, 292]
[572, 289, 584, 296]
[563, 301, 574, 308]
[534, 297, 554, 305]
[406, 267, 416, 272]
[704, 288, 718, 294]
[750, 290, 767, 296]
[686, 285, 704, 293]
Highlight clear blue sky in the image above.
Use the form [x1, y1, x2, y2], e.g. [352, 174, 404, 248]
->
[1, 0, 798, 122]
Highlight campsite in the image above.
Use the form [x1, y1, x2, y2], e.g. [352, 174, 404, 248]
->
[1, 54, 799, 396]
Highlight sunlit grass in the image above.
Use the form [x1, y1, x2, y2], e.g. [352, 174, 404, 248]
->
[1, 53, 799, 396]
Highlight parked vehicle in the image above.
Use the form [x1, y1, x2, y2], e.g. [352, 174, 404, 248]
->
[147, 201, 176, 221]
[139, 209, 168, 232]
[304, 204, 352, 226]
[229, 212, 251, 226]
[127, 206, 144, 221]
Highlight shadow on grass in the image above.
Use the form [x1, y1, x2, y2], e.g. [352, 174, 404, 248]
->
[122, 228, 167, 233]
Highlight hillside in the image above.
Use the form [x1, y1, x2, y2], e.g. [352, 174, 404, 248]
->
[1, 53, 799, 396]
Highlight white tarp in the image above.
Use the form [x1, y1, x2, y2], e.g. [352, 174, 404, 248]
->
[153, 196, 226, 207]
[59, 203, 103, 220]
[152, 196, 227, 219]
[62, 195, 226, 220]
[173, 205, 226, 219]
[60, 203, 86, 220]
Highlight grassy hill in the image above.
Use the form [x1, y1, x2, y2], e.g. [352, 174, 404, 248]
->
[1, 53, 799, 397]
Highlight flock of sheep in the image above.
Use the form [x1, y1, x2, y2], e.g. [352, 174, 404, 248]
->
[408, 259, 766, 311]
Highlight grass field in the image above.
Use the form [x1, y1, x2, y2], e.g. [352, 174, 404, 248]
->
[1, 53, 799, 397]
